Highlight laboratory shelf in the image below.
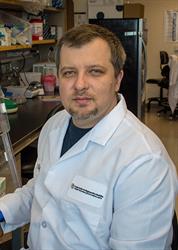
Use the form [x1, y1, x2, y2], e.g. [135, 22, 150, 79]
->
[0, 40, 56, 52]
[32, 39, 56, 45]
[0, 44, 31, 52]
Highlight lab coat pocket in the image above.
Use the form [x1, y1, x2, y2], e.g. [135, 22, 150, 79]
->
[60, 199, 101, 249]
[66, 175, 106, 233]
[79, 208, 100, 232]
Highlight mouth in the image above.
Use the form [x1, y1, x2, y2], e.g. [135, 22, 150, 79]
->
[73, 96, 92, 106]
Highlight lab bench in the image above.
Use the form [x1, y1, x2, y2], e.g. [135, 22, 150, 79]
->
[0, 97, 63, 250]
[10, 98, 62, 153]
[9, 98, 63, 186]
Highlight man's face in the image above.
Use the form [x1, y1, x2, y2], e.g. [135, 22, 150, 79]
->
[58, 38, 123, 128]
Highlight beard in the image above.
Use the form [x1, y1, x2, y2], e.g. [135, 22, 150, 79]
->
[68, 107, 98, 122]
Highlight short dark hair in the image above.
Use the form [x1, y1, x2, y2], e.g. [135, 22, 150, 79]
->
[55, 24, 126, 76]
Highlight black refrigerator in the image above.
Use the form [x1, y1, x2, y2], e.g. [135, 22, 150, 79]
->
[89, 18, 146, 120]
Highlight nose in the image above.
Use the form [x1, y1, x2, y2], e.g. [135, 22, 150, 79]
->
[74, 72, 88, 91]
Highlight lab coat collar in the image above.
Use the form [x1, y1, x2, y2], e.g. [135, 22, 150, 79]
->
[48, 94, 127, 163]
[89, 94, 127, 145]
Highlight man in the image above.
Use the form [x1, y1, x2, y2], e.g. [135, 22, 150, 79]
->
[0, 24, 177, 250]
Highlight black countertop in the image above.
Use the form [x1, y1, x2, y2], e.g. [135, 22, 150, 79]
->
[8, 98, 62, 145]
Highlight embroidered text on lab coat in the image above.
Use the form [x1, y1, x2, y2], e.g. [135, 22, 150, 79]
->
[68, 175, 107, 208]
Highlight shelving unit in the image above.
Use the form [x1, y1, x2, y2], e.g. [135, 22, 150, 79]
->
[0, 0, 74, 52]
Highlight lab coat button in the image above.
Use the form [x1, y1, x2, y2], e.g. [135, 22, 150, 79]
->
[41, 221, 47, 228]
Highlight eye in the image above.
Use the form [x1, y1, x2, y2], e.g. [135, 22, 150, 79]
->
[62, 70, 76, 78]
[89, 68, 104, 76]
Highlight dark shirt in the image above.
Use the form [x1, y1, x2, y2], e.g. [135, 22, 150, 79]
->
[60, 118, 92, 157]
[0, 211, 4, 222]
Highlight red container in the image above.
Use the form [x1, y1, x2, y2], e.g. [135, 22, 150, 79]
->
[30, 19, 43, 41]
[42, 74, 56, 95]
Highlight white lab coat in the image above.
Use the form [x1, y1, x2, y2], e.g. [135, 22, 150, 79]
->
[0, 95, 177, 250]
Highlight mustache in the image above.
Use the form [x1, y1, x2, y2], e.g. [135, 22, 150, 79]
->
[72, 90, 91, 97]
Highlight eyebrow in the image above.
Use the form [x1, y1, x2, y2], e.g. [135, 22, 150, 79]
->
[60, 64, 106, 73]
[87, 64, 106, 68]
[59, 66, 76, 73]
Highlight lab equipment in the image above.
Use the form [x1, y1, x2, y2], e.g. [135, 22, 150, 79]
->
[0, 98, 21, 189]
[24, 81, 43, 98]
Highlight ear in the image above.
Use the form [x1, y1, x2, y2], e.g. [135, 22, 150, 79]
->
[115, 70, 124, 92]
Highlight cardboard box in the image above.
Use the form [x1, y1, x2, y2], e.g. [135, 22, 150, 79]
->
[124, 3, 144, 18]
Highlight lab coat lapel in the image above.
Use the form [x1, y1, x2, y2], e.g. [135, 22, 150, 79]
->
[48, 117, 69, 163]
[47, 116, 91, 164]
[59, 131, 92, 162]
